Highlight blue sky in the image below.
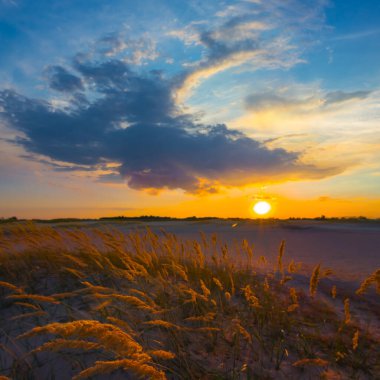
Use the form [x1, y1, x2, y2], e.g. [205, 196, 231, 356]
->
[1, 0, 380, 218]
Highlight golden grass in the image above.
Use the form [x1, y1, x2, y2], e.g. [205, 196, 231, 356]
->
[292, 358, 329, 367]
[0, 222, 379, 379]
[356, 269, 380, 295]
[353, 330, 359, 351]
[309, 263, 321, 297]
[344, 298, 351, 324]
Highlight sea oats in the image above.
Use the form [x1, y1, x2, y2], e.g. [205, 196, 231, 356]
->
[193, 241, 205, 268]
[148, 350, 176, 360]
[0, 281, 23, 293]
[192, 326, 220, 333]
[96, 293, 155, 311]
[63, 254, 88, 268]
[289, 288, 298, 304]
[200, 231, 208, 249]
[287, 304, 299, 312]
[231, 319, 252, 344]
[242, 285, 260, 308]
[18, 320, 144, 358]
[92, 300, 112, 311]
[10, 310, 48, 320]
[129, 289, 156, 307]
[352, 330, 359, 350]
[356, 269, 380, 295]
[63, 267, 85, 278]
[288, 260, 297, 273]
[81, 282, 114, 293]
[292, 358, 328, 367]
[14, 302, 40, 310]
[280, 275, 292, 285]
[212, 277, 223, 290]
[2, 224, 378, 379]
[263, 277, 270, 291]
[200, 280, 211, 298]
[185, 312, 216, 323]
[344, 298, 351, 324]
[106, 317, 135, 335]
[171, 262, 188, 282]
[8, 294, 59, 304]
[144, 320, 182, 330]
[31, 339, 102, 354]
[309, 264, 321, 297]
[72, 359, 166, 380]
[229, 273, 235, 295]
[278, 240, 285, 273]
[183, 288, 208, 304]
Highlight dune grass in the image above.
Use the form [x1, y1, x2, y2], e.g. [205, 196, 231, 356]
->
[0, 222, 379, 379]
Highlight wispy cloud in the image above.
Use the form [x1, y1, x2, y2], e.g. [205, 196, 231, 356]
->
[171, 0, 327, 101]
[331, 29, 380, 41]
[95, 32, 159, 65]
[244, 89, 372, 113]
[232, 84, 379, 183]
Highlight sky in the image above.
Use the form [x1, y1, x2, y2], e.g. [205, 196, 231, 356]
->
[0, 0, 380, 219]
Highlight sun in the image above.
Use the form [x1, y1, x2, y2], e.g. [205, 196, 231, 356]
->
[253, 201, 271, 215]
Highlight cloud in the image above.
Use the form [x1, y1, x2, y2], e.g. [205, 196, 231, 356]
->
[331, 29, 380, 42]
[323, 90, 372, 106]
[173, 0, 327, 101]
[46, 66, 84, 92]
[245, 89, 372, 113]
[0, 1, 342, 193]
[0, 58, 338, 193]
[245, 93, 309, 111]
[95, 32, 159, 65]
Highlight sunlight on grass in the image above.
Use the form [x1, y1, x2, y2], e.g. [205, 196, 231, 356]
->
[0, 222, 379, 379]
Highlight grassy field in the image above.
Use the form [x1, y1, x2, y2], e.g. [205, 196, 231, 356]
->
[0, 222, 379, 379]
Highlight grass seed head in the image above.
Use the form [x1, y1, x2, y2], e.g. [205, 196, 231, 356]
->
[344, 298, 351, 324]
[309, 264, 321, 297]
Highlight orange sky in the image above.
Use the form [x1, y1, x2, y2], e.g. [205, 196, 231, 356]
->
[1, 0, 380, 220]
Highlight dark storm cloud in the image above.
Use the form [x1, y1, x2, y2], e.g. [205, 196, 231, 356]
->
[0, 59, 338, 192]
[46, 66, 84, 92]
[107, 123, 304, 192]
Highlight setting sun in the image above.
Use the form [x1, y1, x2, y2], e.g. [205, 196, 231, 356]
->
[253, 201, 271, 215]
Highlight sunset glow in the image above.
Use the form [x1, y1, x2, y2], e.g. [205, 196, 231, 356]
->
[0, 0, 379, 219]
[1, 3, 379, 378]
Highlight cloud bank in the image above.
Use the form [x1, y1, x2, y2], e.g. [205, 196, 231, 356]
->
[0, 0, 342, 194]
[0, 57, 338, 193]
